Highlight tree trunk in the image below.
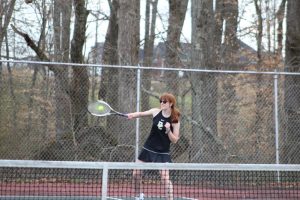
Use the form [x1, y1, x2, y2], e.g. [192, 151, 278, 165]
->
[53, 1, 72, 142]
[283, 0, 300, 164]
[143, 0, 158, 69]
[254, 0, 263, 62]
[253, 0, 271, 162]
[0, 0, 16, 50]
[27, 0, 48, 134]
[190, 0, 225, 162]
[141, 0, 159, 144]
[218, 1, 239, 163]
[5, 31, 17, 134]
[70, 0, 89, 133]
[223, 0, 239, 66]
[214, 0, 224, 66]
[100, 0, 119, 137]
[117, 0, 140, 145]
[0, 0, 16, 95]
[276, 0, 286, 57]
[165, 0, 188, 95]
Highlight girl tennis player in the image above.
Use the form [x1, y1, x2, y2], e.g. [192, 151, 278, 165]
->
[127, 93, 181, 200]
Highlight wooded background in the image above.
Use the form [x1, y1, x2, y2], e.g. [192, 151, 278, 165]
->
[0, 0, 300, 164]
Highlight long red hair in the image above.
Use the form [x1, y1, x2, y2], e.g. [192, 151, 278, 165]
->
[160, 93, 180, 123]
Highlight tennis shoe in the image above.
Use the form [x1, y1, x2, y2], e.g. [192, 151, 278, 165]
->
[135, 193, 144, 200]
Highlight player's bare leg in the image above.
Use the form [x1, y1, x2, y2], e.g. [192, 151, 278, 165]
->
[160, 169, 173, 200]
[133, 160, 144, 200]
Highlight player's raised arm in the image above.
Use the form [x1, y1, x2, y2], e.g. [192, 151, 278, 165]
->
[127, 108, 160, 119]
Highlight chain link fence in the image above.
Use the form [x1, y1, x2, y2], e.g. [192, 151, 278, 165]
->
[0, 60, 297, 164]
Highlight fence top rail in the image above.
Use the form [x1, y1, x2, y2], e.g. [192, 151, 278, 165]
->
[0, 160, 300, 171]
[1, 59, 299, 76]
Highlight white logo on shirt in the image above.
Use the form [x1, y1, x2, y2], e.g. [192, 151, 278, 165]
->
[157, 121, 164, 130]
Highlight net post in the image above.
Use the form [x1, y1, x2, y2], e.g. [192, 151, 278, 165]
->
[102, 163, 108, 200]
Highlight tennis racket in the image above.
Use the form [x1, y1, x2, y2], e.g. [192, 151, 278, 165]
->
[88, 100, 127, 117]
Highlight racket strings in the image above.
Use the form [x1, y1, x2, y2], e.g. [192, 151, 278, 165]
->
[88, 102, 111, 115]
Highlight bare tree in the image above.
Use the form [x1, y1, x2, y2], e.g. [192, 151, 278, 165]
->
[252, 0, 276, 162]
[117, 0, 140, 146]
[254, 0, 263, 62]
[70, 0, 89, 133]
[143, 0, 158, 68]
[190, 0, 226, 162]
[283, 0, 300, 164]
[99, 0, 120, 138]
[253, 0, 265, 161]
[99, 0, 119, 98]
[276, 0, 287, 57]
[0, 0, 16, 86]
[265, 0, 271, 53]
[27, 0, 49, 134]
[5, 28, 17, 133]
[140, 0, 159, 134]
[12, 0, 89, 150]
[223, 0, 239, 65]
[53, 1, 72, 142]
[165, 0, 188, 95]
[0, 0, 16, 139]
[0, 0, 16, 53]
[217, 0, 240, 163]
[213, 0, 224, 66]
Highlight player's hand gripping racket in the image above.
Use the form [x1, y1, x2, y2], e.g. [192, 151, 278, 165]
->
[88, 100, 127, 117]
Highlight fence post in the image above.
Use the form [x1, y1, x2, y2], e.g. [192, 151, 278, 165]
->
[135, 65, 141, 161]
[101, 163, 108, 200]
[273, 71, 281, 183]
[273, 71, 280, 165]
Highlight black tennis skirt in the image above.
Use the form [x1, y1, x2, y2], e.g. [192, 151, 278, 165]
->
[138, 147, 172, 163]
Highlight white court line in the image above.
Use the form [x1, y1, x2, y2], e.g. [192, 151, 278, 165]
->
[107, 196, 199, 200]
[107, 197, 124, 200]
[180, 197, 199, 200]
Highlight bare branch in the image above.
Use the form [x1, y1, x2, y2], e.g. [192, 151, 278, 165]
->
[11, 24, 50, 62]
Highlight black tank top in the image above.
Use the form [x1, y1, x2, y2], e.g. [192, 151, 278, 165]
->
[144, 111, 173, 153]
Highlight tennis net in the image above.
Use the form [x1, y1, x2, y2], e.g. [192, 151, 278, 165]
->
[0, 160, 299, 199]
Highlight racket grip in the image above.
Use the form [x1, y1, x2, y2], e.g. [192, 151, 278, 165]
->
[119, 113, 128, 117]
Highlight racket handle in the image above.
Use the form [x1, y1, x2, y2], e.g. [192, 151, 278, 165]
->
[118, 113, 128, 117]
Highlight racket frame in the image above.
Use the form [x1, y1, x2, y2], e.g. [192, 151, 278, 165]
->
[88, 100, 127, 117]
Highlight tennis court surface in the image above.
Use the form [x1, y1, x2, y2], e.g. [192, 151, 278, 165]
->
[0, 160, 299, 200]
